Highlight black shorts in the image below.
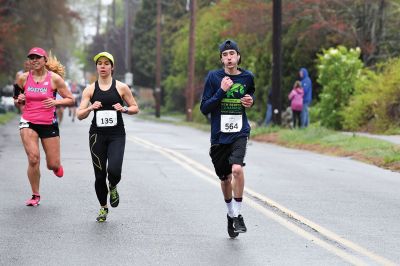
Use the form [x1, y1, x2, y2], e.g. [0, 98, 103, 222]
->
[209, 137, 247, 181]
[19, 119, 59, 139]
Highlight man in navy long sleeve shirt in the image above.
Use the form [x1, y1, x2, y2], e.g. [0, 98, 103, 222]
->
[200, 39, 255, 238]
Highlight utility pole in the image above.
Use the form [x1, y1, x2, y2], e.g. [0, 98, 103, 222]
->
[105, 4, 111, 51]
[272, 0, 282, 125]
[186, 0, 196, 122]
[124, 0, 133, 94]
[96, 0, 101, 36]
[124, 0, 131, 73]
[106, 0, 116, 51]
[155, 0, 162, 118]
[112, 0, 116, 28]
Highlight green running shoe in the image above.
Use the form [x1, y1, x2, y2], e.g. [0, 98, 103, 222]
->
[109, 185, 119, 208]
[96, 207, 108, 222]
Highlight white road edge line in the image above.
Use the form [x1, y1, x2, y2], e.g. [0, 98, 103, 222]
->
[128, 135, 396, 266]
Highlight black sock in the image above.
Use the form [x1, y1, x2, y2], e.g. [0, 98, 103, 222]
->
[225, 198, 232, 203]
[234, 197, 242, 202]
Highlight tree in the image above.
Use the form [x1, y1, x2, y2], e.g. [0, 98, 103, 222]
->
[0, 0, 80, 85]
[285, 0, 400, 66]
[132, 0, 190, 88]
[0, 0, 20, 79]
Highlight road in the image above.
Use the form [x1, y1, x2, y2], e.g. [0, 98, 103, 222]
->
[0, 113, 399, 265]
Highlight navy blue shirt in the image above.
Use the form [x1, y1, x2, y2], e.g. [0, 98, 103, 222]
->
[200, 68, 255, 145]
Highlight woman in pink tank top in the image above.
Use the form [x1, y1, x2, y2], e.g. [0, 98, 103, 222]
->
[14, 47, 74, 207]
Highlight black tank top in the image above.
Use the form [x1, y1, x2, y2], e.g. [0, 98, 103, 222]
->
[89, 79, 125, 135]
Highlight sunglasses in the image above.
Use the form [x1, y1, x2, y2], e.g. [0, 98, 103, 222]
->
[28, 54, 43, 60]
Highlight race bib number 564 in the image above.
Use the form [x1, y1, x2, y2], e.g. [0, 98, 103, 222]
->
[221, 114, 242, 133]
[96, 110, 117, 127]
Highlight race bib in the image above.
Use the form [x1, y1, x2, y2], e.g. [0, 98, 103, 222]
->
[220, 98, 243, 133]
[221, 114, 242, 133]
[96, 110, 117, 127]
[19, 117, 30, 129]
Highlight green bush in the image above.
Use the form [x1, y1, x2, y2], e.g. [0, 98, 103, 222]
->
[308, 105, 321, 126]
[163, 73, 187, 112]
[341, 69, 378, 131]
[315, 46, 364, 129]
[193, 102, 209, 124]
[343, 58, 400, 133]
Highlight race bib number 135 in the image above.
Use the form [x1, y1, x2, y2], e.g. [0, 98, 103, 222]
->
[96, 110, 117, 127]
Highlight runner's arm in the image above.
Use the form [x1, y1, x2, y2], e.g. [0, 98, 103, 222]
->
[77, 85, 95, 120]
[53, 75, 74, 107]
[120, 84, 139, 115]
[200, 73, 226, 115]
[14, 73, 28, 106]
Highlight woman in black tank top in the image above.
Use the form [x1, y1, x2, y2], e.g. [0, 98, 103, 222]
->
[90, 79, 125, 135]
[77, 51, 139, 222]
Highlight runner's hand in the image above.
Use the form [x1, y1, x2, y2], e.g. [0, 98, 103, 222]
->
[90, 101, 102, 110]
[42, 98, 56, 108]
[221, 76, 233, 92]
[17, 94, 26, 104]
[112, 103, 124, 112]
[240, 94, 253, 108]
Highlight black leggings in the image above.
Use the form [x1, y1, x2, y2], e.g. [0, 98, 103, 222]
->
[292, 110, 301, 128]
[89, 133, 126, 206]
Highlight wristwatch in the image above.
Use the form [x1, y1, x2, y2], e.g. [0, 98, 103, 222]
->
[122, 106, 128, 113]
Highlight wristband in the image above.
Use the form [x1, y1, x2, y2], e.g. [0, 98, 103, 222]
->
[13, 84, 23, 99]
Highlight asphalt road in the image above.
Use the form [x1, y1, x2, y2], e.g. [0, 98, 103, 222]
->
[1, 112, 399, 266]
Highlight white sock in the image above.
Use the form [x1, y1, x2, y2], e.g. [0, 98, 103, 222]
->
[233, 198, 242, 217]
[226, 200, 234, 218]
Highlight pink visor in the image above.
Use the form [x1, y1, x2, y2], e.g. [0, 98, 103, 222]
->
[27, 47, 48, 58]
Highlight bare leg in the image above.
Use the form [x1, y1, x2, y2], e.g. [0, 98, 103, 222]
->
[231, 164, 244, 198]
[231, 164, 247, 232]
[20, 128, 41, 194]
[220, 174, 233, 200]
[41, 136, 61, 171]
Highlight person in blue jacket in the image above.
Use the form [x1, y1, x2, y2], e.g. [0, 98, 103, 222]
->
[200, 39, 255, 238]
[264, 88, 272, 126]
[299, 67, 312, 127]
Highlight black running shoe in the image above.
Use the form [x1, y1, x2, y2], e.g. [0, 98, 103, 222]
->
[233, 214, 247, 233]
[227, 214, 239, 238]
[109, 185, 119, 208]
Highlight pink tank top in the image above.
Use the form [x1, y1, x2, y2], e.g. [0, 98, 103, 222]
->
[22, 71, 56, 125]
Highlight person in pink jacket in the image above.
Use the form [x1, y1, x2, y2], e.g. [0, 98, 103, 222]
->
[288, 81, 304, 128]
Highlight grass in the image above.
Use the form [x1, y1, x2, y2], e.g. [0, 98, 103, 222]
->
[0, 112, 16, 125]
[252, 125, 400, 172]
